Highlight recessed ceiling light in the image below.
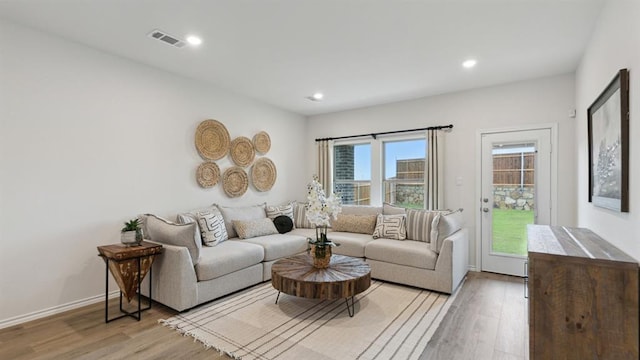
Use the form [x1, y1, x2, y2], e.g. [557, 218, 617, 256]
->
[462, 59, 477, 68]
[186, 35, 202, 46]
[307, 92, 324, 101]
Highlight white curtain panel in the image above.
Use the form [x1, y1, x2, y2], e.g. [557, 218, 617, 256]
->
[426, 129, 444, 210]
[317, 139, 333, 193]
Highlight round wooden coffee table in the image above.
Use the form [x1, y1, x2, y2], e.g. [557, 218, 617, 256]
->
[271, 254, 371, 317]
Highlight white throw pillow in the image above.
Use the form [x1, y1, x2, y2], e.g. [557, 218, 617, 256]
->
[142, 214, 200, 264]
[430, 211, 463, 253]
[372, 214, 407, 240]
[197, 212, 228, 246]
[266, 201, 296, 227]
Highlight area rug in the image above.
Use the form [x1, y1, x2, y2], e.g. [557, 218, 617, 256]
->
[161, 280, 457, 360]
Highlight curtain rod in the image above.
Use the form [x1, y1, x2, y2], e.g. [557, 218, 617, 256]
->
[314, 124, 453, 142]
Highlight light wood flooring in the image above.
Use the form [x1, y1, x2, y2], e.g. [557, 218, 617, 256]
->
[0, 272, 527, 360]
[421, 271, 528, 360]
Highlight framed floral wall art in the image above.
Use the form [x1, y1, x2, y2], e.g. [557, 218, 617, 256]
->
[587, 68, 630, 212]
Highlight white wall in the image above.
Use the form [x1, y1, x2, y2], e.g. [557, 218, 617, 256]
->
[576, 0, 640, 260]
[307, 74, 577, 270]
[0, 20, 307, 325]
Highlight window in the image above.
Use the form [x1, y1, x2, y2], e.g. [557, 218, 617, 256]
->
[383, 139, 426, 209]
[333, 136, 426, 208]
[334, 143, 371, 205]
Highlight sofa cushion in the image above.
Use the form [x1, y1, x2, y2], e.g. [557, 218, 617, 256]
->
[195, 241, 264, 281]
[383, 203, 406, 215]
[325, 232, 376, 258]
[372, 214, 407, 240]
[142, 214, 200, 265]
[293, 202, 314, 229]
[288, 227, 316, 239]
[266, 201, 295, 227]
[218, 203, 267, 238]
[331, 214, 377, 234]
[340, 205, 382, 216]
[239, 234, 308, 261]
[431, 210, 463, 253]
[365, 239, 438, 270]
[406, 209, 441, 242]
[197, 211, 228, 246]
[233, 218, 279, 239]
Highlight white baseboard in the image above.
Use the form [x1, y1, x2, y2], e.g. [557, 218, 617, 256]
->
[0, 291, 119, 330]
[468, 265, 478, 272]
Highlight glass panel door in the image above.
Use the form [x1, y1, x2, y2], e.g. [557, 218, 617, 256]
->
[481, 129, 551, 276]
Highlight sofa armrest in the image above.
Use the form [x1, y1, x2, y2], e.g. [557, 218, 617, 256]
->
[141, 240, 198, 311]
[434, 228, 469, 293]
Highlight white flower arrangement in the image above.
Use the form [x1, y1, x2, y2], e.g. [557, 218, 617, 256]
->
[305, 176, 342, 227]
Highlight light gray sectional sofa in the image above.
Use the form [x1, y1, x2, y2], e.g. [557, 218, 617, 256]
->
[141, 202, 468, 312]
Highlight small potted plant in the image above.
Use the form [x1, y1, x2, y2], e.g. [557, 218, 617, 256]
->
[121, 218, 143, 246]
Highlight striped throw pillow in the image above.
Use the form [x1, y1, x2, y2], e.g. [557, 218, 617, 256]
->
[372, 214, 407, 240]
[293, 202, 314, 229]
[405, 209, 442, 242]
[196, 212, 228, 246]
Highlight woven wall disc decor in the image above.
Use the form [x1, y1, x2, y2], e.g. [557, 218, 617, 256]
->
[251, 157, 277, 192]
[195, 119, 230, 160]
[196, 161, 220, 188]
[222, 166, 249, 197]
[230, 136, 256, 167]
[252, 131, 271, 154]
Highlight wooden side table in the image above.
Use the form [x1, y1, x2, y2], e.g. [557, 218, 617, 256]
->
[97, 241, 163, 323]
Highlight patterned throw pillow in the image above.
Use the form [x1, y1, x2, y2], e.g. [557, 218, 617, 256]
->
[293, 202, 314, 229]
[266, 201, 295, 228]
[372, 214, 407, 240]
[176, 205, 221, 246]
[233, 218, 279, 239]
[405, 209, 442, 242]
[196, 212, 228, 246]
[331, 214, 378, 234]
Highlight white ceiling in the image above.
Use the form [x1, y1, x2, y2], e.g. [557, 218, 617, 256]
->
[0, 0, 605, 116]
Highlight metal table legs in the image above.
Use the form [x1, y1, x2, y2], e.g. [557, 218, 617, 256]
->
[104, 256, 153, 323]
[275, 291, 357, 317]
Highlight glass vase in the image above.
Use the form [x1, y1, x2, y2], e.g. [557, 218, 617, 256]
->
[311, 225, 332, 268]
[311, 244, 332, 268]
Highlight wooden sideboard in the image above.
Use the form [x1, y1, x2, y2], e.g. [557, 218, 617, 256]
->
[527, 225, 639, 359]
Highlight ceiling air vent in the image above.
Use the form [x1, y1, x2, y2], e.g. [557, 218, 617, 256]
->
[148, 29, 186, 48]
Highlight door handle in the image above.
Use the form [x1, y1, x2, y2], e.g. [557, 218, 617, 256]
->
[482, 207, 489, 213]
